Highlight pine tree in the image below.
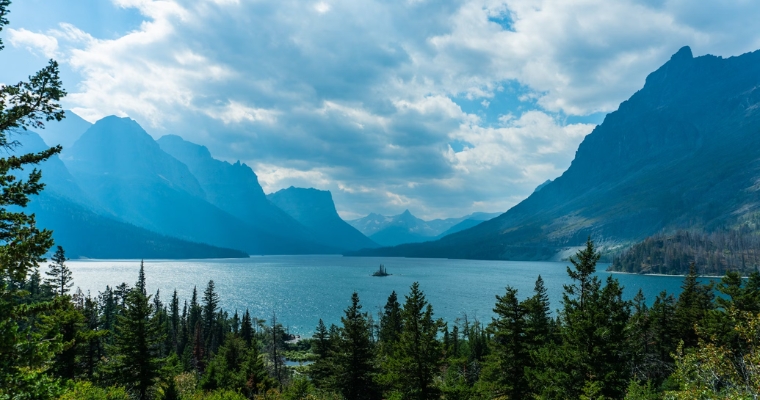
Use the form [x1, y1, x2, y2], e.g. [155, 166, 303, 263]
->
[169, 290, 180, 354]
[478, 286, 529, 398]
[536, 238, 632, 399]
[241, 309, 253, 347]
[202, 280, 220, 352]
[136, 260, 146, 296]
[310, 318, 334, 389]
[106, 286, 165, 399]
[334, 292, 380, 400]
[44, 246, 72, 297]
[385, 282, 443, 400]
[379, 290, 402, 356]
[675, 263, 713, 349]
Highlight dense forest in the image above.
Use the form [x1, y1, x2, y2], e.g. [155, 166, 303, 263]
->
[610, 229, 760, 275]
[8, 239, 760, 399]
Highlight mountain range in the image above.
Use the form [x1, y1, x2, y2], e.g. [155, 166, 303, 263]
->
[347, 210, 500, 247]
[18, 114, 384, 258]
[351, 46, 760, 260]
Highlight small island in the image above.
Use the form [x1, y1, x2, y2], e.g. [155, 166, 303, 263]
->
[372, 264, 391, 277]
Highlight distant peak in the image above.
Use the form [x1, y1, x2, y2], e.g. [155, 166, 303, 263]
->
[671, 46, 693, 62]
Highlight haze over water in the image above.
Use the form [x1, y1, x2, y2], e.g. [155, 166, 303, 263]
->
[69, 256, 703, 335]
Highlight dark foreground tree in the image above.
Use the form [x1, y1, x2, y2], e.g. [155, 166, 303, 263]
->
[105, 286, 164, 399]
[384, 282, 443, 400]
[334, 292, 380, 400]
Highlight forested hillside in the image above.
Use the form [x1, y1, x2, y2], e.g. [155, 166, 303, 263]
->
[610, 229, 760, 275]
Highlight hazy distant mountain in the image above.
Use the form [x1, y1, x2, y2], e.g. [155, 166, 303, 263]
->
[347, 210, 500, 247]
[435, 212, 502, 238]
[352, 46, 760, 260]
[156, 135, 322, 246]
[36, 110, 92, 150]
[13, 130, 247, 259]
[267, 187, 378, 251]
[62, 116, 333, 255]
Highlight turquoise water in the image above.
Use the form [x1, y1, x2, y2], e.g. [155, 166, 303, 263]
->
[67, 255, 708, 335]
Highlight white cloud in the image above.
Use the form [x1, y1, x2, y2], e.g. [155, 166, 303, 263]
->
[8, 28, 59, 58]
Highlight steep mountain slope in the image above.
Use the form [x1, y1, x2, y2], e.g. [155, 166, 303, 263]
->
[352, 47, 760, 260]
[156, 135, 321, 246]
[62, 116, 333, 255]
[267, 187, 378, 251]
[13, 131, 247, 259]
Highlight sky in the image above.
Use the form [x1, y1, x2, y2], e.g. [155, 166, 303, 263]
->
[2, 0, 760, 220]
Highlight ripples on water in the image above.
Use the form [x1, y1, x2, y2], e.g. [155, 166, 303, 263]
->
[68, 255, 710, 335]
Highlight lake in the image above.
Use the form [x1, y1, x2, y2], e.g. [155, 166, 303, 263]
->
[67, 255, 710, 336]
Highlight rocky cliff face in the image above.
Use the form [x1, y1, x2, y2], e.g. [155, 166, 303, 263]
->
[267, 187, 378, 251]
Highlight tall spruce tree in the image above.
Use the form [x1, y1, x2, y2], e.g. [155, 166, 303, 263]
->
[334, 292, 380, 400]
[536, 238, 632, 399]
[478, 286, 529, 398]
[379, 290, 402, 355]
[44, 246, 72, 297]
[106, 287, 165, 399]
[241, 309, 253, 347]
[385, 282, 442, 400]
[202, 280, 220, 352]
[674, 263, 713, 349]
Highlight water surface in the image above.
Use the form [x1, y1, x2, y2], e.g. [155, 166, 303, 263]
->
[68, 255, 709, 335]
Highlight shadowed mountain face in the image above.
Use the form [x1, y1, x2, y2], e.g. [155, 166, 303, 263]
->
[267, 187, 378, 251]
[12, 130, 247, 259]
[352, 46, 760, 260]
[156, 135, 321, 246]
[61, 116, 334, 255]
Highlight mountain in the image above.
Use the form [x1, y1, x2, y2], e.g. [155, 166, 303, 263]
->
[350, 46, 760, 260]
[62, 116, 333, 255]
[347, 210, 498, 247]
[266, 187, 378, 251]
[156, 135, 322, 246]
[435, 212, 502, 238]
[12, 130, 247, 259]
[36, 110, 92, 150]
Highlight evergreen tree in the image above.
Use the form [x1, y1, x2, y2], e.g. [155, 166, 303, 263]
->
[334, 292, 380, 400]
[310, 318, 334, 389]
[202, 280, 220, 352]
[169, 290, 180, 354]
[379, 290, 402, 355]
[106, 286, 165, 399]
[523, 274, 553, 348]
[385, 282, 443, 400]
[536, 238, 631, 399]
[44, 246, 72, 297]
[241, 309, 253, 347]
[136, 260, 146, 296]
[0, 2, 67, 395]
[674, 263, 713, 349]
[478, 286, 529, 398]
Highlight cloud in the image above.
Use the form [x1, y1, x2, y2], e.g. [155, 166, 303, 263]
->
[8, 28, 59, 58]
[8, 0, 760, 219]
